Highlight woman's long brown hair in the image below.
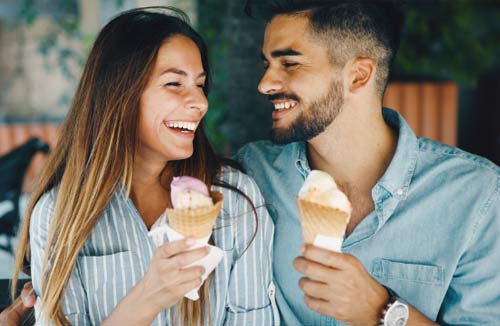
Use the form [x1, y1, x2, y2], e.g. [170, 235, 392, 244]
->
[10, 7, 259, 326]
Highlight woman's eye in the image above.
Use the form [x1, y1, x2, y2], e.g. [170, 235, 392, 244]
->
[197, 84, 205, 89]
[164, 82, 180, 87]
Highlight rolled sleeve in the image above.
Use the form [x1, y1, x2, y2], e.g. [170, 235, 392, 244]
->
[224, 173, 279, 325]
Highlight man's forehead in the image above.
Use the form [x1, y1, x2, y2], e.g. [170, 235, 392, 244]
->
[263, 14, 311, 51]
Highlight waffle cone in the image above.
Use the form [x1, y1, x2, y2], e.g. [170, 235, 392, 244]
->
[297, 197, 350, 244]
[166, 191, 223, 238]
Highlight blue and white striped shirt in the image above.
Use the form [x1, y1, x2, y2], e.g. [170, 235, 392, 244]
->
[30, 166, 278, 325]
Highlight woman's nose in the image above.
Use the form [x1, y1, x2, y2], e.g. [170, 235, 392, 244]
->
[185, 88, 208, 114]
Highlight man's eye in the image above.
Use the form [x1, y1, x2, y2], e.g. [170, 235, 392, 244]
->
[283, 62, 298, 68]
[164, 82, 180, 87]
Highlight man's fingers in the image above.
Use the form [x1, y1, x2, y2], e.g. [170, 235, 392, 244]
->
[299, 278, 331, 301]
[294, 256, 338, 282]
[303, 294, 331, 316]
[302, 245, 354, 270]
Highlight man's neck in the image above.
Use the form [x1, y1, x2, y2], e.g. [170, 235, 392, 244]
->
[307, 105, 397, 196]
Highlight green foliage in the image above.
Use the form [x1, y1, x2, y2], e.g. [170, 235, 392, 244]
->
[394, 0, 500, 85]
[18, 0, 84, 81]
[197, 0, 230, 154]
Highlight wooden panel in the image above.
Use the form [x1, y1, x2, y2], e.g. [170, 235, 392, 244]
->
[421, 83, 440, 140]
[0, 125, 12, 154]
[440, 83, 458, 146]
[383, 83, 401, 113]
[384, 82, 458, 146]
[400, 83, 421, 135]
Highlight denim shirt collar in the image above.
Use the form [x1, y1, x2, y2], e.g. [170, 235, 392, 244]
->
[273, 108, 419, 225]
[376, 108, 419, 200]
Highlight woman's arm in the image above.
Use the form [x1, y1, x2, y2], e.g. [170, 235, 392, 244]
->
[224, 173, 278, 325]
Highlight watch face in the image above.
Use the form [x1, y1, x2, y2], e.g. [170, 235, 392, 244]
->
[386, 302, 409, 326]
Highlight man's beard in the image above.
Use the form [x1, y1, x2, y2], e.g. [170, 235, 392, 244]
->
[270, 78, 344, 145]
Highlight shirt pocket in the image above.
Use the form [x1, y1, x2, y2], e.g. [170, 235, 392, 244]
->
[372, 258, 444, 319]
[78, 251, 137, 322]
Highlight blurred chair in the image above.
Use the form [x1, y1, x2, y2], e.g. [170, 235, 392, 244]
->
[0, 138, 50, 255]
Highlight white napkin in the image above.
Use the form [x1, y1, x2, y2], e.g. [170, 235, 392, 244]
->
[313, 234, 343, 252]
[148, 224, 223, 301]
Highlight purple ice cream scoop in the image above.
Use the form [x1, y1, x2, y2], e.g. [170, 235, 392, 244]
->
[171, 176, 211, 209]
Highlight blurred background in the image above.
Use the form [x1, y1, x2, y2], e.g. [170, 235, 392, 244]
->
[0, 0, 499, 308]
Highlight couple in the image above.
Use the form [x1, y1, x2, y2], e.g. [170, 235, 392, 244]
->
[6, 1, 500, 325]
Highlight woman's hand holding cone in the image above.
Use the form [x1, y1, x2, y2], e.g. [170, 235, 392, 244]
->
[102, 238, 209, 325]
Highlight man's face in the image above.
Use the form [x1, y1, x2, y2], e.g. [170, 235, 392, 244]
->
[259, 14, 344, 144]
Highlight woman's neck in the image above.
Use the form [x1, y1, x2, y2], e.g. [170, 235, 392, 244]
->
[130, 154, 170, 229]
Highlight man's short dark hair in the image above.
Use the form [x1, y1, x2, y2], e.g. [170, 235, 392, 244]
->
[245, 0, 404, 97]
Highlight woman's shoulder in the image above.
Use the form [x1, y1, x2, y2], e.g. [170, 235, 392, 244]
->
[36, 187, 58, 206]
[216, 164, 261, 191]
[31, 188, 58, 223]
[213, 165, 268, 213]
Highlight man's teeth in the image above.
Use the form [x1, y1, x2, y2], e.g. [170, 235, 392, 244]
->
[274, 102, 297, 111]
[166, 121, 196, 131]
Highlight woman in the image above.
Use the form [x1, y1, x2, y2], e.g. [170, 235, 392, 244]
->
[11, 7, 276, 325]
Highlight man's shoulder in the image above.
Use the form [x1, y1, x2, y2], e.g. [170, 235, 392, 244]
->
[417, 137, 500, 178]
[234, 140, 294, 167]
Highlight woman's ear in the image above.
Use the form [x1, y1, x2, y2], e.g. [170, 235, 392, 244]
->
[347, 57, 376, 93]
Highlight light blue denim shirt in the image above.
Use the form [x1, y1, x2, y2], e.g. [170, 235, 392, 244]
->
[235, 108, 500, 325]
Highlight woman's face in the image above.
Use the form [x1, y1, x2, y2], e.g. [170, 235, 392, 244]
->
[137, 34, 208, 164]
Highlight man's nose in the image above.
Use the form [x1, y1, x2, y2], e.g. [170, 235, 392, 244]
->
[258, 68, 283, 95]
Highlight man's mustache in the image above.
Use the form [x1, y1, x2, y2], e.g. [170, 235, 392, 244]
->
[268, 93, 300, 102]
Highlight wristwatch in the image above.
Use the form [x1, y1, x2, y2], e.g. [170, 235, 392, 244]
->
[379, 294, 409, 326]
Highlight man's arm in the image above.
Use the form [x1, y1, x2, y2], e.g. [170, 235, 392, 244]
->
[294, 245, 439, 326]
[0, 281, 36, 326]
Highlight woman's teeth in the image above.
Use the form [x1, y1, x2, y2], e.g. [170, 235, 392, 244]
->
[166, 121, 196, 132]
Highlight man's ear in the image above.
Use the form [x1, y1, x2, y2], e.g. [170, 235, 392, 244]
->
[347, 57, 376, 93]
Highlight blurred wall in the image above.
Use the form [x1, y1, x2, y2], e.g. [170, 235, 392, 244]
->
[0, 0, 196, 123]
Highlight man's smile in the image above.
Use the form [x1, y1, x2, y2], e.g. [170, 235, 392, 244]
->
[272, 100, 298, 121]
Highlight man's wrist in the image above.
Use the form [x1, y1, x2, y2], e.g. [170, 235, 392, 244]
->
[378, 288, 409, 326]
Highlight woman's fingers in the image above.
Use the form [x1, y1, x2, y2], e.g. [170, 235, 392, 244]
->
[158, 238, 196, 259]
[170, 246, 210, 268]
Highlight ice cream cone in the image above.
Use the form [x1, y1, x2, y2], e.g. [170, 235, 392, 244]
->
[297, 197, 350, 244]
[166, 191, 223, 238]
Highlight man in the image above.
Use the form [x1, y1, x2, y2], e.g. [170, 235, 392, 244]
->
[236, 0, 500, 325]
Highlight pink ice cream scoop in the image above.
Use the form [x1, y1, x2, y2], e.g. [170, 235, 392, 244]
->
[171, 176, 213, 209]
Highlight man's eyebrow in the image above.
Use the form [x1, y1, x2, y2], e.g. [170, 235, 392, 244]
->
[261, 48, 303, 60]
[160, 68, 206, 78]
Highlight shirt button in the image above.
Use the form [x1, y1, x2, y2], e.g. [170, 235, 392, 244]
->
[396, 189, 404, 196]
[269, 289, 275, 296]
